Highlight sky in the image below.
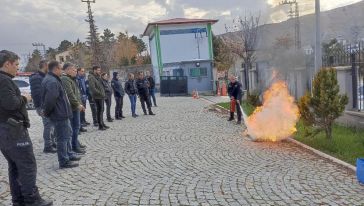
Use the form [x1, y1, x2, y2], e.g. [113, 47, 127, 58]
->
[0, 0, 362, 62]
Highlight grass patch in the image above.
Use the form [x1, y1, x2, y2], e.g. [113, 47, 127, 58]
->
[216, 101, 364, 165]
[217, 101, 256, 116]
[295, 121, 364, 165]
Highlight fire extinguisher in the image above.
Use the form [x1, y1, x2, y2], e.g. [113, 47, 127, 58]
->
[230, 98, 236, 113]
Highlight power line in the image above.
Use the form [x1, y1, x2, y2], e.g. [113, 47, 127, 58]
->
[279, 0, 301, 50]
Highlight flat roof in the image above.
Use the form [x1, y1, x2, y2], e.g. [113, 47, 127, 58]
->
[143, 18, 218, 36]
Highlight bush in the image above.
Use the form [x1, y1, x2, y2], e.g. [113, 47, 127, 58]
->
[298, 68, 348, 139]
[247, 91, 262, 107]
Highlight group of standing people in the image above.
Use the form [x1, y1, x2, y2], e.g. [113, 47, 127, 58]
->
[0, 49, 158, 206]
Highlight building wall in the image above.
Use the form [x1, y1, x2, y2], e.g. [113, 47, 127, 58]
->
[181, 61, 213, 94]
[159, 24, 210, 64]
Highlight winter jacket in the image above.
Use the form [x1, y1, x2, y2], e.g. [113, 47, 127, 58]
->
[0, 71, 30, 127]
[102, 79, 112, 97]
[29, 71, 46, 108]
[111, 74, 125, 98]
[77, 75, 87, 102]
[124, 79, 138, 95]
[41, 72, 73, 121]
[87, 72, 106, 100]
[136, 78, 150, 96]
[146, 76, 155, 89]
[228, 81, 243, 100]
[60, 74, 82, 111]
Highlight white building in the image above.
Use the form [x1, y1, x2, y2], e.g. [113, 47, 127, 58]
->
[55, 50, 71, 64]
[143, 18, 218, 94]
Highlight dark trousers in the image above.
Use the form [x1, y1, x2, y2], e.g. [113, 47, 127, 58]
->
[70, 111, 80, 150]
[80, 98, 87, 124]
[0, 123, 39, 204]
[52, 120, 75, 166]
[105, 94, 112, 119]
[230, 99, 242, 121]
[115, 96, 124, 118]
[95, 99, 105, 127]
[89, 97, 98, 124]
[140, 94, 152, 114]
[149, 88, 157, 106]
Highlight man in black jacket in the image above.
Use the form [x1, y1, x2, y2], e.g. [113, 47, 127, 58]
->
[136, 72, 155, 115]
[41, 61, 80, 169]
[30, 60, 56, 153]
[111, 72, 125, 120]
[0, 50, 52, 206]
[101, 73, 113, 122]
[145, 71, 157, 107]
[227, 76, 243, 124]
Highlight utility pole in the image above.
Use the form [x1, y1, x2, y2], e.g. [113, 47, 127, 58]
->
[314, 0, 322, 73]
[32, 42, 46, 59]
[279, 0, 301, 50]
[82, 0, 103, 67]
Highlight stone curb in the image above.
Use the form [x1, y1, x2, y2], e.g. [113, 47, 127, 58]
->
[201, 97, 357, 172]
[287, 138, 356, 172]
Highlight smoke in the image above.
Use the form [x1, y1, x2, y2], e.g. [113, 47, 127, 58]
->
[266, 0, 362, 23]
[245, 80, 300, 142]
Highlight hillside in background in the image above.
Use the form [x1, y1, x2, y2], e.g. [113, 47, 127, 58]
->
[221, 0, 364, 52]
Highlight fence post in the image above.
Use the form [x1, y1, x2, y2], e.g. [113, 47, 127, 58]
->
[352, 53, 358, 110]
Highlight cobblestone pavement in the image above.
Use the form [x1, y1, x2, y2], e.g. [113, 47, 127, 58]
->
[1, 97, 364, 206]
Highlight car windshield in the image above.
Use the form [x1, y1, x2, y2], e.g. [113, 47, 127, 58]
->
[13, 80, 29, 88]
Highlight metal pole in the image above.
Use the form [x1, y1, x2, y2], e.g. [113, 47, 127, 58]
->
[314, 0, 322, 73]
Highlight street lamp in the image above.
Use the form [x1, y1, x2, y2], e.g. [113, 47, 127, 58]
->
[314, 0, 321, 73]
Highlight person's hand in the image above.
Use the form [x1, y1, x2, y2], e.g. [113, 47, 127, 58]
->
[23, 94, 32, 102]
[231, 96, 235, 100]
[78, 104, 85, 112]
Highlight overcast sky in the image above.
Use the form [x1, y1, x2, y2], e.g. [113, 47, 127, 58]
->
[0, 0, 361, 60]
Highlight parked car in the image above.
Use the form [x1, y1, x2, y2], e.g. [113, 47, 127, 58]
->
[13, 76, 35, 110]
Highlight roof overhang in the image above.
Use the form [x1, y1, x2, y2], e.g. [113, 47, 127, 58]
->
[142, 18, 219, 37]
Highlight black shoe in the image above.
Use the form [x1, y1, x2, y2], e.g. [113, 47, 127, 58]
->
[116, 117, 122, 120]
[85, 121, 91, 125]
[154, 105, 157, 107]
[69, 155, 82, 161]
[73, 148, 86, 154]
[93, 123, 99, 127]
[121, 115, 126, 118]
[237, 120, 242, 125]
[13, 201, 25, 206]
[144, 112, 148, 115]
[103, 125, 110, 129]
[99, 127, 106, 131]
[228, 117, 234, 121]
[149, 112, 155, 115]
[25, 198, 53, 206]
[107, 118, 113, 122]
[79, 127, 87, 132]
[60, 161, 79, 169]
[43, 147, 57, 154]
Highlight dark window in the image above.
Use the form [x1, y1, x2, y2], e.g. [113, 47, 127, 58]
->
[13, 80, 29, 88]
[189, 67, 207, 77]
[173, 68, 184, 76]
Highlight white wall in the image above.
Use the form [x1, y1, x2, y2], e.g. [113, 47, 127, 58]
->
[159, 24, 210, 64]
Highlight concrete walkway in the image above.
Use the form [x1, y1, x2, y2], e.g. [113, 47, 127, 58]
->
[1, 97, 363, 205]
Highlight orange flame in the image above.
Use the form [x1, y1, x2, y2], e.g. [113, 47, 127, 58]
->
[245, 81, 300, 142]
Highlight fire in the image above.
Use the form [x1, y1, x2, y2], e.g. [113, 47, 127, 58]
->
[245, 81, 300, 142]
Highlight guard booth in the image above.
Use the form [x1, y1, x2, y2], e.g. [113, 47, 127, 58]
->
[160, 76, 188, 96]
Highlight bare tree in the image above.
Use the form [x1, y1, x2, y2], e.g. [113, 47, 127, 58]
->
[226, 14, 260, 93]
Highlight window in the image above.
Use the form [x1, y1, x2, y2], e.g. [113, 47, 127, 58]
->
[13, 80, 29, 88]
[189, 67, 207, 77]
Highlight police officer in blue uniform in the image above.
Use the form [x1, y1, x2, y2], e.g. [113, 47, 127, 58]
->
[0, 50, 52, 206]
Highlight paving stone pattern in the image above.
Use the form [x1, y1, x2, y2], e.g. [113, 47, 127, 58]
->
[1, 97, 364, 205]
